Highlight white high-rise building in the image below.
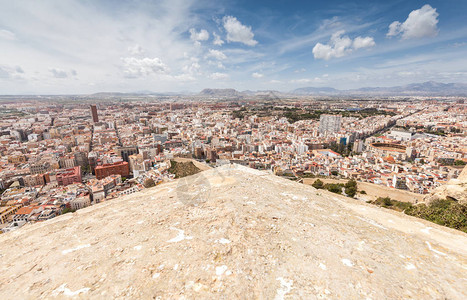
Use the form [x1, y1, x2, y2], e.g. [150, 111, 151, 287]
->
[319, 114, 342, 134]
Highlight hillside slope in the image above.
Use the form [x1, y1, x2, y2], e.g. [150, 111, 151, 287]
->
[425, 165, 467, 204]
[0, 164, 466, 299]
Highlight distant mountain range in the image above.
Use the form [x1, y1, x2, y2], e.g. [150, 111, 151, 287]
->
[200, 81, 467, 98]
[80, 81, 467, 99]
[2, 81, 466, 98]
[199, 88, 242, 97]
[291, 81, 467, 96]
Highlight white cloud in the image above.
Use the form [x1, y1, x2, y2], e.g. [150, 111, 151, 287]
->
[0, 67, 9, 79]
[387, 21, 401, 37]
[207, 60, 225, 69]
[312, 31, 375, 60]
[0, 29, 16, 40]
[128, 44, 144, 56]
[291, 78, 313, 84]
[252, 72, 263, 78]
[206, 49, 226, 60]
[210, 72, 228, 79]
[386, 4, 439, 39]
[269, 79, 282, 84]
[189, 28, 209, 45]
[353, 36, 375, 49]
[213, 33, 224, 46]
[0, 65, 25, 79]
[49, 68, 68, 78]
[222, 16, 258, 46]
[122, 57, 169, 78]
[0, 0, 210, 93]
[181, 58, 201, 77]
[313, 31, 352, 60]
[290, 77, 326, 85]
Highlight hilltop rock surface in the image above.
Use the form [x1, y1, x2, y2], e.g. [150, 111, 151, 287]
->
[0, 164, 466, 299]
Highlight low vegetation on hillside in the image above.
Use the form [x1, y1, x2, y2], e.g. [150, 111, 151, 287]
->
[369, 197, 413, 211]
[312, 179, 358, 197]
[369, 197, 467, 233]
[312, 178, 467, 233]
[168, 160, 201, 178]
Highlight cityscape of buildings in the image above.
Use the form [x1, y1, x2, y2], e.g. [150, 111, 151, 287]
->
[0, 96, 465, 232]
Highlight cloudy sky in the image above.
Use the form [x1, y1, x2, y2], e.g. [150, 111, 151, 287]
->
[1, 0, 466, 94]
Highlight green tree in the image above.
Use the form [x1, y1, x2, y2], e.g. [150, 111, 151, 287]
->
[345, 179, 357, 189]
[312, 179, 324, 189]
[324, 183, 342, 194]
[345, 186, 357, 198]
[381, 197, 392, 207]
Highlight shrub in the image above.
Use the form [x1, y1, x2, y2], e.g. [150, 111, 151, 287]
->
[61, 207, 75, 215]
[382, 197, 392, 207]
[312, 179, 324, 189]
[372, 197, 412, 211]
[405, 199, 467, 233]
[368, 197, 467, 233]
[324, 183, 343, 194]
[345, 186, 357, 198]
[345, 179, 357, 189]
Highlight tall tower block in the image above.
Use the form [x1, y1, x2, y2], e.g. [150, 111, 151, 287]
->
[90, 104, 99, 123]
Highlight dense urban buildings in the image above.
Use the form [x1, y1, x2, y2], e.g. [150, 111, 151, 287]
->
[0, 95, 465, 232]
[319, 114, 342, 134]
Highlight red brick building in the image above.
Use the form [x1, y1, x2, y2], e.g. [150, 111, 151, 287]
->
[56, 166, 82, 186]
[95, 161, 129, 180]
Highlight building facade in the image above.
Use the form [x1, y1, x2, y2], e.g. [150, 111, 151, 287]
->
[56, 166, 82, 186]
[90, 104, 99, 123]
[95, 161, 129, 180]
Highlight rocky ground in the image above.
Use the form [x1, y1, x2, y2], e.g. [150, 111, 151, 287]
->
[0, 164, 466, 299]
[168, 160, 202, 178]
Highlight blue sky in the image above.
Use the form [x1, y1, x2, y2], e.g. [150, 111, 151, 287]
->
[0, 0, 466, 94]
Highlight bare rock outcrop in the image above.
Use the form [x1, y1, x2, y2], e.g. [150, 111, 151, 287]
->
[0, 164, 466, 299]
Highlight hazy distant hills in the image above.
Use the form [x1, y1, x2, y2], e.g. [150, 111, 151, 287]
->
[291, 81, 467, 96]
[291, 87, 339, 95]
[199, 81, 467, 98]
[79, 81, 467, 99]
[199, 88, 242, 97]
